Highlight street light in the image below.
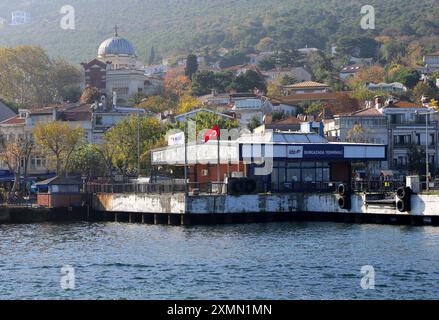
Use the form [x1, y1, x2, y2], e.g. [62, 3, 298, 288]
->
[415, 106, 438, 192]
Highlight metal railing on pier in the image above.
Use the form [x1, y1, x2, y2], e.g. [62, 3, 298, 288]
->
[86, 182, 226, 195]
[351, 180, 406, 193]
[86, 179, 438, 196]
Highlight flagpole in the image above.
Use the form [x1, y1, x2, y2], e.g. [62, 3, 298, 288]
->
[217, 130, 220, 184]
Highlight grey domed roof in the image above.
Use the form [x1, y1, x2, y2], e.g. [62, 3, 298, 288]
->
[98, 36, 135, 56]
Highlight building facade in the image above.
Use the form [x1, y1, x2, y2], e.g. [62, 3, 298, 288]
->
[82, 27, 160, 104]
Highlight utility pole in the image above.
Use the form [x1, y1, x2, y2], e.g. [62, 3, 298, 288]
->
[426, 112, 429, 192]
[137, 111, 140, 177]
[184, 121, 188, 195]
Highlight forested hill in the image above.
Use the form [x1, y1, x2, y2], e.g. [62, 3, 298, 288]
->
[0, 0, 439, 64]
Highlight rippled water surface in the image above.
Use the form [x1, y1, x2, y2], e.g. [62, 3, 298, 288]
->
[0, 222, 438, 299]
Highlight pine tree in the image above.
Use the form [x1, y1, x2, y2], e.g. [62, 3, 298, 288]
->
[185, 54, 198, 80]
[148, 46, 156, 65]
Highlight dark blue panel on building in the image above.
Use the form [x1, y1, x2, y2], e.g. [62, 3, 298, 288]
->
[303, 145, 344, 159]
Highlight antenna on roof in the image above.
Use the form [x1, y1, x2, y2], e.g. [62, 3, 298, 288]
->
[114, 25, 119, 37]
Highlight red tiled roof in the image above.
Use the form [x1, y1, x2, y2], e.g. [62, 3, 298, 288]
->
[283, 81, 329, 89]
[273, 92, 351, 105]
[340, 107, 384, 117]
[0, 116, 25, 125]
[387, 101, 423, 109]
[425, 51, 439, 57]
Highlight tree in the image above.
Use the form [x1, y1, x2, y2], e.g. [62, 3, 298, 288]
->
[347, 66, 386, 89]
[137, 96, 176, 113]
[185, 54, 199, 80]
[163, 71, 192, 101]
[280, 74, 297, 86]
[407, 145, 426, 174]
[229, 70, 266, 93]
[80, 86, 101, 104]
[128, 92, 148, 105]
[347, 124, 368, 143]
[266, 83, 283, 97]
[51, 59, 81, 102]
[69, 144, 106, 179]
[350, 88, 384, 101]
[305, 102, 324, 116]
[34, 122, 85, 176]
[255, 37, 274, 52]
[0, 46, 80, 107]
[148, 46, 156, 65]
[386, 66, 421, 89]
[191, 70, 235, 96]
[272, 111, 288, 122]
[104, 116, 165, 175]
[337, 36, 379, 59]
[257, 56, 276, 71]
[411, 82, 438, 102]
[177, 95, 203, 114]
[247, 115, 262, 132]
[219, 52, 247, 69]
[275, 49, 305, 68]
[0, 136, 34, 193]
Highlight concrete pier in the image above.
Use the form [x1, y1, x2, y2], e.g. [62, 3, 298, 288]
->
[92, 192, 439, 227]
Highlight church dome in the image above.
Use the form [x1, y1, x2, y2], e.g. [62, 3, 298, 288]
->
[98, 35, 135, 57]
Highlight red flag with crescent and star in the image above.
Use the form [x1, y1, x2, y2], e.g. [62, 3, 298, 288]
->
[204, 125, 220, 143]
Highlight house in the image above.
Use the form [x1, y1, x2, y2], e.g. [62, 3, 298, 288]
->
[35, 176, 84, 208]
[283, 81, 330, 95]
[326, 96, 439, 173]
[274, 92, 348, 107]
[324, 106, 389, 173]
[222, 64, 264, 77]
[339, 64, 364, 80]
[423, 51, 439, 74]
[197, 92, 234, 106]
[0, 99, 145, 177]
[263, 67, 312, 83]
[367, 82, 407, 93]
[174, 108, 235, 123]
[247, 52, 275, 65]
[230, 96, 273, 126]
[270, 98, 299, 117]
[10, 11, 30, 25]
[297, 47, 320, 55]
[144, 64, 168, 77]
[325, 107, 388, 144]
[0, 101, 17, 122]
[378, 98, 439, 172]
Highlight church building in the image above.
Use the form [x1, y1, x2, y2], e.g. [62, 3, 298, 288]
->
[82, 26, 159, 104]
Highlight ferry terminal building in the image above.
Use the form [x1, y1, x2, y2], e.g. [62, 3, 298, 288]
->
[151, 132, 387, 192]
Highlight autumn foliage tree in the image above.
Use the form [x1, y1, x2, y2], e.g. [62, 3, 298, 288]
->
[347, 65, 386, 89]
[0, 46, 81, 107]
[34, 122, 85, 176]
[0, 136, 34, 193]
[80, 86, 102, 104]
[104, 116, 165, 175]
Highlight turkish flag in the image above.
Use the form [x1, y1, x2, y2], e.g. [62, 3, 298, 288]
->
[204, 125, 220, 143]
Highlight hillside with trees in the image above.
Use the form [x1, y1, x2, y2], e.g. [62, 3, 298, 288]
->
[1, 0, 439, 64]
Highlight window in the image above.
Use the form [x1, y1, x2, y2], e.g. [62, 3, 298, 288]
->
[287, 168, 301, 182]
